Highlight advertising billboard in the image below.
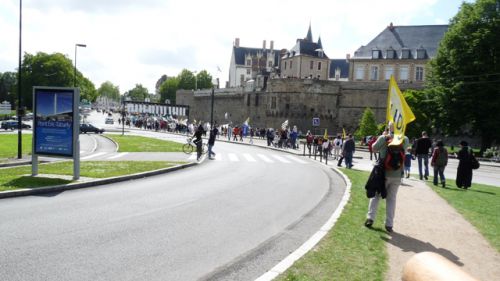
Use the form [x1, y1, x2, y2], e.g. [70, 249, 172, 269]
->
[33, 87, 78, 157]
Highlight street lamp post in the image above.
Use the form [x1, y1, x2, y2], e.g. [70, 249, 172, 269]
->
[74, 43, 87, 87]
[17, 0, 23, 159]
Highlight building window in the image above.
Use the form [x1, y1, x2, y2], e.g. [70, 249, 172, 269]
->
[240, 74, 245, 84]
[268, 61, 273, 67]
[318, 62, 322, 70]
[370, 66, 379, 80]
[290, 61, 293, 69]
[247, 95, 250, 106]
[399, 65, 409, 81]
[401, 49, 411, 59]
[246, 59, 251, 66]
[271, 97, 276, 109]
[386, 49, 396, 59]
[416, 49, 426, 59]
[246, 69, 251, 75]
[416, 66, 424, 81]
[310, 61, 314, 70]
[372, 50, 380, 59]
[385, 65, 394, 80]
[255, 94, 259, 106]
[284, 61, 287, 70]
[355, 66, 364, 80]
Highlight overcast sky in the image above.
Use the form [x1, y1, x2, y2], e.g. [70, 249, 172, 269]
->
[0, 0, 464, 94]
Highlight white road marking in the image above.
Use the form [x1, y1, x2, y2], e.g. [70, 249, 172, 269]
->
[271, 154, 291, 163]
[228, 153, 239, 162]
[242, 153, 257, 162]
[285, 155, 308, 164]
[257, 154, 274, 163]
[107, 152, 128, 160]
[81, 152, 107, 160]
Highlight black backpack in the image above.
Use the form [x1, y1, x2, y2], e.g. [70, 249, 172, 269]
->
[385, 143, 404, 171]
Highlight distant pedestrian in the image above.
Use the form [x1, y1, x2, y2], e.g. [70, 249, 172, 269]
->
[208, 125, 218, 160]
[306, 131, 313, 152]
[342, 134, 355, 169]
[404, 147, 414, 178]
[414, 131, 432, 180]
[193, 124, 204, 161]
[322, 137, 330, 159]
[333, 135, 342, 160]
[233, 126, 239, 141]
[431, 140, 448, 187]
[456, 140, 473, 189]
[249, 127, 254, 144]
[368, 136, 378, 161]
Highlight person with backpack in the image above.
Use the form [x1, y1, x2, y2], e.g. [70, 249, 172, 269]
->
[365, 123, 409, 233]
[431, 140, 448, 187]
[456, 140, 473, 189]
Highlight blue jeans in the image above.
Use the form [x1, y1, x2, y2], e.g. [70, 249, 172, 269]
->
[208, 144, 215, 157]
[417, 154, 429, 179]
[344, 151, 353, 168]
[433, 166, 445, 185]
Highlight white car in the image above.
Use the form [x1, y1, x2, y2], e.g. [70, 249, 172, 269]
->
[105, 117, 114, 124]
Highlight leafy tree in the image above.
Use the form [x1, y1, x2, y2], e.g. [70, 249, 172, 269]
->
[125, 84, 149, 102]
[177, 69, 196, 90]
[356, 107, 378, 139]
[427, 0, 500, 151]
[155, 74, 168, 94]
[97, 81, 121, 101]
[403, 89, 440, 139]
[0, 72, 17, 104]
[196, 70, 213, 89]
[20, 52, 96, 108]
[159, 77, 179, 104]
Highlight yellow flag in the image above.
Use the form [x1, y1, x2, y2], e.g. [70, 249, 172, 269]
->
[323, 129, 328, 139]
[387, 75, 416, 145]
[342, 128, 346, 139]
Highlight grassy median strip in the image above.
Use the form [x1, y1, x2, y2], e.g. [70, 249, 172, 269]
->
[427, 181, 500, 252]
[105, 134, 184, 152]
[277, 169, 389, 281]
[0, 161, 179, 192]
[0, 134, 32, 160]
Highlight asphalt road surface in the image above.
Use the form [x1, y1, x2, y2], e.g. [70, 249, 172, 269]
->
[0, 133, 346, 281]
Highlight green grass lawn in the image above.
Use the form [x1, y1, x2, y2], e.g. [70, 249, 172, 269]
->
[0, 161, 179, 192]
[105, 134, 184, 152]
[278, 169, 389, 281]
[427, 181, 500, 252]
[0, 134, 32, 160]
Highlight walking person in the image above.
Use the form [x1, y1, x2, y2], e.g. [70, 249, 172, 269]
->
[342, 134, 355, 169]
[193, 124, 205, 161]
[368, 136, 378, 161]
[322, 137, 330, 160]
[333, 135, 342, 160]
[207, 124, 218, 160]
[456, 140, 473, 189]
[414, 131, 432, 180]
[404, 147, 414, 178]
[249, 127, 254, 144]
[431, 140, 448, 187]
[365, 123, 409, 233]
[306, 131, 313, 153]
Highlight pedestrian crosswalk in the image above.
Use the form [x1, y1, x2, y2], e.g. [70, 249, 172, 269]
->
[190, 152, 309, 164]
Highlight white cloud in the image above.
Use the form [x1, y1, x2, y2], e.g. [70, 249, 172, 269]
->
[0, 0, 463, 94]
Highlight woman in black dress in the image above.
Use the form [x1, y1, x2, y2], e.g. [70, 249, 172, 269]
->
[456, 140, 473, 189]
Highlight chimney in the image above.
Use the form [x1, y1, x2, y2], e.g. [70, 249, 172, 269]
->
[235, 38, 240, 47]
[263, 40, 266, 50]
[388, 22, 394, 31]
[270, 40, 274, 51]
[346, 53, 351, 62]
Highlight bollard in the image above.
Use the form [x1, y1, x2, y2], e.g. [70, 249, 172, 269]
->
[303, 142, 306, 156]
[314, 145, 317, 160]
[325, 150, 328, 165]
[402, 252, 479, 281]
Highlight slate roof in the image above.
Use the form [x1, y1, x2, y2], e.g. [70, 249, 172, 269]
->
[329, 59, 350, 79]
[233, 46, 280, 66]
[284, 39, 329, 59]
[352, 24, 448, 59]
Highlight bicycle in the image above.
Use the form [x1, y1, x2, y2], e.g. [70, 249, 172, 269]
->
[183, 137, 208, 155]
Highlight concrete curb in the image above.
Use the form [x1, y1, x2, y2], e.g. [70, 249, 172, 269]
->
[0, 161, 198, 199]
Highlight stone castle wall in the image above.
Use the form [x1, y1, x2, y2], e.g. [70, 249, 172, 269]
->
[177, 79, 422, 135]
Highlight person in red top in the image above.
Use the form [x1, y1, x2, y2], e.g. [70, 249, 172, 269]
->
[431, 139, 448, 187]
[232, 126, 239, 141]
[368, 136, 378, 161]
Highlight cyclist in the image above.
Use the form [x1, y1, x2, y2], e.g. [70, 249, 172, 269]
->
[193, 124, 205, 161]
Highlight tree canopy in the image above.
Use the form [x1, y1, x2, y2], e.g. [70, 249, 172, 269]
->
[356, 107, 378, 139]
[427, 0, 500, 150]
[125, 84, 149, 102]
[196, 70, 213, 89]
[177, 69, 196, 90]
[97, 81, 121, 102]
[159, 77, 179, 104]
[0, 72, 17, 104]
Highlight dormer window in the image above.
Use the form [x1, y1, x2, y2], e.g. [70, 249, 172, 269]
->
[246, 59, 251, 66]
[417, 48, 427, 59]
[401, 49, 411, 59]
[372, 50, 381, 59]
[386, 49, 396, 59]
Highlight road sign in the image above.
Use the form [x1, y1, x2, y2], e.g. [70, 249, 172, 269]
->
[312, 117, 320, 127]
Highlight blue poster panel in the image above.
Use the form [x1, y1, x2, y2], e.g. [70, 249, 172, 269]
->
[34, 89, 75, 157]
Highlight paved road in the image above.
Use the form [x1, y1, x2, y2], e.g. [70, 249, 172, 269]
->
[0, 132, 346, 281]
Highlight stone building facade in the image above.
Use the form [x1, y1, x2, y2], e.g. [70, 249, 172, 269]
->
[177, 78, 422, 135]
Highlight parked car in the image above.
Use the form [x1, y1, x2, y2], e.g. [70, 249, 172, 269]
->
[105, 117, 114, 124]
[1, 120, 31, 130]
[80, 123, 104, 134]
